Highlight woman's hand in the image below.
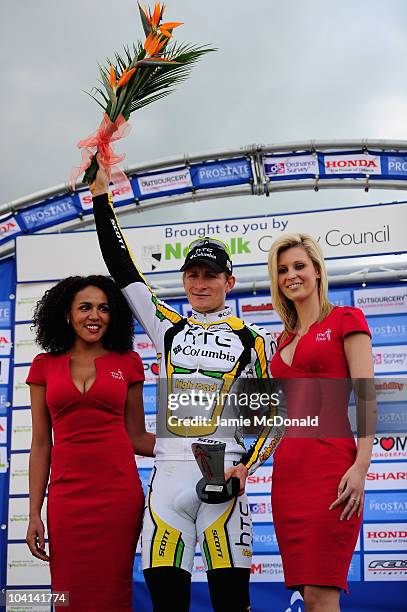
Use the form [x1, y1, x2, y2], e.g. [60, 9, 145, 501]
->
[26, 515, 50, 562]
[329, 462, 367, 520]
[89, 159, 110, 197]
[225, 463, 248, 496]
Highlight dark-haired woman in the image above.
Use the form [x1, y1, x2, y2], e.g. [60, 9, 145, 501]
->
[25, 275, 154, 612]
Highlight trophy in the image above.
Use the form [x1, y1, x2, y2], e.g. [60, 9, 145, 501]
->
[192, 440, 240, 504]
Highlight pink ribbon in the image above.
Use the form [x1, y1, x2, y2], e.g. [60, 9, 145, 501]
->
[71, 114, 131, 191]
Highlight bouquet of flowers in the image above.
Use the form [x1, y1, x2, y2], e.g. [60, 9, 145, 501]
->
[72, 2, 213, 188]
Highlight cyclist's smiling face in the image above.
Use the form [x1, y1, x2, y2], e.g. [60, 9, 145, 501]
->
[183, 265, 235, 313]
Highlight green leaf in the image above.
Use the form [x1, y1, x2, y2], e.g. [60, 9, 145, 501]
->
[138, 1, 152, 37]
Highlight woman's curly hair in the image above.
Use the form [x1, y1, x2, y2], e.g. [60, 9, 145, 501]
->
[33, 275, 134, 354]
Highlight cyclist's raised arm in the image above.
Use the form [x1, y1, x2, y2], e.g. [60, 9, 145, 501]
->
[90, 168, 182, 343]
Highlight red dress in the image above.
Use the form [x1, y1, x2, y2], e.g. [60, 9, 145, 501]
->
[270, 306, 371, 591]
[27, 351, 145, 611]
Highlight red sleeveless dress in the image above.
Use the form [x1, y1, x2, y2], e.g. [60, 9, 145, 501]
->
[27, 351, 145, 611]
[270, 306, 371, 591]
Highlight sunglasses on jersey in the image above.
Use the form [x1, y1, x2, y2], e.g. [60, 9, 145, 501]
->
[187, 238, 231, 259]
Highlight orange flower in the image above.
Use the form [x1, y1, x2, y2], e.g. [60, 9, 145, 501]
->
[144, 31, 167, 56]
[139, 2, 183, 38]
[117, 67, 137, 88]
[109, 64, 117, 88]
[109, 65, 136, 90]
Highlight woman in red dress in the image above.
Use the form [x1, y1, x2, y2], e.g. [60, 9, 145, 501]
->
[26, 275, 154, 611]
[268, 234, 375, 612]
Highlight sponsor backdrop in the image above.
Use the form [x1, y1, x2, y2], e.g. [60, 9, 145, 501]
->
[2, 148, 407, 251]
[2, 238, 407, 610]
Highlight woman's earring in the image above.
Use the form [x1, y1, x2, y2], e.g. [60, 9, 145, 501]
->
[66, 317, 70, 325]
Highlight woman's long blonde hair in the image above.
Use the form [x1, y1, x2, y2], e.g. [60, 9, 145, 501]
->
[268, 233, 333, 335]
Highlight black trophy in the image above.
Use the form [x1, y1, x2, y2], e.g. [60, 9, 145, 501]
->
[191, 441, 240, 504]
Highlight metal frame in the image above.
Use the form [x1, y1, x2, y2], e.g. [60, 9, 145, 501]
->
[2, 139, 407, 289]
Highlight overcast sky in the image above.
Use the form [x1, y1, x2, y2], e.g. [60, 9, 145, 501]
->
[2, 0, 407, 223]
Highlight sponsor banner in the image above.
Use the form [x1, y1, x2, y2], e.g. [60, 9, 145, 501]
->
[137, 167, 192, 197]
[368, 315, 407, 346]
[365, 463, 407, 490]
[364, 553, 407, 581]
[9, 452, 29, 495]
[252, 524, 279, 553]
[20, 197, 77, 231]
[143, 389, 157, 414]
[133, 554, 143, 581]
[12, 366, 30, 407]
[375, 378, 407, 403]
[0, 329, 12, 356]
[192, 158, 252, 188]
[0, 214, 22, 243]
[11, 409, 32, 451]
[0, 415, 7, 444]
[142, 360, 159, 386]
[7, 543, 50, 586]
[364, 492, 407, 520]
[238, 296, 281, 324]
[133, 333, 156, 359]
[323, 153, 382, 175]
[138, 468, 151, 494]
[246, 466, 273, 494]
[8, 497, 47, 541]
[248, 495, 273, 523]
[386, 155, 407, 177]
[374, 403, 407, 434]
[0, 358, 10, 384]
[0, 386, 9, 409]
[191, 556, 207, 582]
[0, 446, 8, 472]
[0, 300, 11, 327]
[145, 414, 156, 434]
[78, 182, 134, 210]
[135, 454, 154, 469]
[182, 299, 237, 319]
[363, 523, 407, 551]
[250, 555, 284, 582]
[328, 289, 352, 307]
[14, 323, 37, 364]
[15, 282, 55, 322]
[373, 346, 407, 373]
[16, 203, 407, 280]
[354, 287, 407, 316]
[348, 554, 361, 581]
[372, 434, 407, 461]
[264, 154, 318, 179]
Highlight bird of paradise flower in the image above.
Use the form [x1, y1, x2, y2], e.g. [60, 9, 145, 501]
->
[73, 2, 214, 187]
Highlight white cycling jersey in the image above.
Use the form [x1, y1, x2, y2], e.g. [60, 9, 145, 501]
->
[93, 193, 282, 472]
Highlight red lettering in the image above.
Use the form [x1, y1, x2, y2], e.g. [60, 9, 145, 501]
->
[251, 563, 262, 574]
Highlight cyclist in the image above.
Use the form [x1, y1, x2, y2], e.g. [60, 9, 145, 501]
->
[91, 168, 281, 612]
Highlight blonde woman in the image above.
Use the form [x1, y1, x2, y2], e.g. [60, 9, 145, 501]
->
[268, 234, 374, 612]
